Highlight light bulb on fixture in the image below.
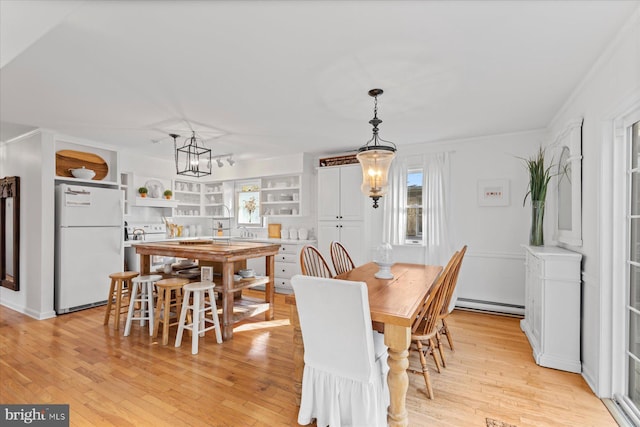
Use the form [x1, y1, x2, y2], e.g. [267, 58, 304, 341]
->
[227, 157, 235, 166]
[216, 158, 224, 168]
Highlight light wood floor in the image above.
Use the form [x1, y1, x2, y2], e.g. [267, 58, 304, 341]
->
[1, 291, 616, 427]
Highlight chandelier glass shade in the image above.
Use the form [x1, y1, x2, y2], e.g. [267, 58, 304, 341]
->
[356, 89, 397, 208]
[172, 132, 212, 177]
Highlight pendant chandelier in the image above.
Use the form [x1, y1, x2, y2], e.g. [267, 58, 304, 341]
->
[171, 132, 212, 177]
[356, 88, 397, 208]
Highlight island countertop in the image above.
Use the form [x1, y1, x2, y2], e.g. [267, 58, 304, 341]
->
[133, 240, 281, 262]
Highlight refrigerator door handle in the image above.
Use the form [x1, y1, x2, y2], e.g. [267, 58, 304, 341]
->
[65, 189, 90, 195]
[120, 197, 124, 253]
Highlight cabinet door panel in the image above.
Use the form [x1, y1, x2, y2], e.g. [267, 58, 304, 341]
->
[339, 165, 365, 221]
[530, 255, 542, 345]
[277, 263, 298, 279]
[279, 244, 300, 254]
[318, 222, 341, 265]
[278, 253, 297, 263]
[318, 168, 341, 220]
[338, 222, 366, 266]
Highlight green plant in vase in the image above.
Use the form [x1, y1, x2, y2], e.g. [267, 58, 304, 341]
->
[138, 187, 148, 198]
[163, 189, 173, 200]
[521, 147, 554, 246]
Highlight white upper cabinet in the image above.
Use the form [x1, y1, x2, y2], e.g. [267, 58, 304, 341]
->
[317, 165, 364, 221]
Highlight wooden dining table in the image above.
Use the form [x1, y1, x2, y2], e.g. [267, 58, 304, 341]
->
[285, 262, 442, 427]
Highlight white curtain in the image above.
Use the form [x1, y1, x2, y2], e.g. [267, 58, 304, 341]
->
[383, 152, 453, 264]
[382, 156, 407, 245]
[423, 152, 454, 267]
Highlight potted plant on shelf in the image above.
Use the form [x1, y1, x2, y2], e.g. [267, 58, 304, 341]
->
[138, 187, 148, 198]
[521, 146, 553, 246]
[163, 189, 173, 200]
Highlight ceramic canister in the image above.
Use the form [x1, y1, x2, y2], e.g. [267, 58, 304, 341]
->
[280, 229, 288, 239]
[298, 228, 308, 240]
[289, 229, 298, 240]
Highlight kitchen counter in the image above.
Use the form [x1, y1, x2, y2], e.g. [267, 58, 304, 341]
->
[134, 240, 280, 340]
[124, 236, 316, 248]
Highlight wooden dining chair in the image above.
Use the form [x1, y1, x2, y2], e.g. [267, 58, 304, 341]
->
[409, 252, 458, 399]
[438, 245, 467, 352]
[330, 241, 356, 276]
[300, 245, 334, 278]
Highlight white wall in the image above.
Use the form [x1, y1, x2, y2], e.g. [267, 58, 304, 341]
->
[0, 130, 56, 319]
[120, 151, 309, 182]
[366, 130, 545, 313]
[546, 8, 640, 396]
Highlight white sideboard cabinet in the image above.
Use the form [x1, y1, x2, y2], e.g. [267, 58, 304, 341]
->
[520, 245, 582, 373]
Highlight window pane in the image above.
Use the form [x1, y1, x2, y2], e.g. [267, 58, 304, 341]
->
[406, 170, 423, 242]
[633, 171, 640, 216]
[629, 356, 640, 407]
[633, 121, 639, 169]
[407, 170, 423, 206]
[631, 310, 640, 359]
[406, 207, 423, 241]
[630, 264, 640, 311]
[632, 218, 640, 263]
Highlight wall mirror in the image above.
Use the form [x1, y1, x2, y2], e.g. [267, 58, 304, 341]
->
[1, 176, 20, 291]
[554, 118, 583, 246]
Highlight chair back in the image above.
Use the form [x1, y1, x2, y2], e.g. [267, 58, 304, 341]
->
[440, 245, 467, 316]
[300, 245, 334, 278]
[330, 241, 356, 276]
[412, 253, 458, 337]
[291, 275, 377, 382]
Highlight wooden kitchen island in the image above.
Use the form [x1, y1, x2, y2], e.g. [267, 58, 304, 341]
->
[134, 240, 280, 340]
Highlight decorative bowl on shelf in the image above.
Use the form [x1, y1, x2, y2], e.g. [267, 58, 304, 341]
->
[69, 166, 96, 180]
[238, 269, 256, 278]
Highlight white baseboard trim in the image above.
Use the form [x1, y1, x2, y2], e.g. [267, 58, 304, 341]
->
[582, 363, 599, 396]
[466, 250, 525, 261]
[0, 301, 56, 320]
[455, 297, 524, 316]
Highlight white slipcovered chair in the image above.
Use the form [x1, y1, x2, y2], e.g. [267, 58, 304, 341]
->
[291, 274, 389, 427]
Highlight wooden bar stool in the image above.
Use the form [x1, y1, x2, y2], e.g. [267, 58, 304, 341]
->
[175, 281, 223, 354]
[124, 274, 162, 337]
[153, 278, 189, 345]
[104, 271, 139, 330]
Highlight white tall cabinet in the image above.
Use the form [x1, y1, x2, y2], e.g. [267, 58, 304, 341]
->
[520, 245, 582, 373]
[317, 165, 368, 266]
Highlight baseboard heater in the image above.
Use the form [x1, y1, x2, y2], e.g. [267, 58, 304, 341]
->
[56, 299, 107, 315]
[455, 298, 524, 316]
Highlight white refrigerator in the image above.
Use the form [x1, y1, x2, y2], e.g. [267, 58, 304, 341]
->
[55, 184, 124, 314]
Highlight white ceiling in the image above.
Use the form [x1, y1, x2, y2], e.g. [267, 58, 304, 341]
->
[1, 0, 638, 162]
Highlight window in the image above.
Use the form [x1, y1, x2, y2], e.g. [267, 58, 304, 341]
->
[627, 120, 640, 413]
[406, 169, 423, 243]
[236, 180, 261, 225]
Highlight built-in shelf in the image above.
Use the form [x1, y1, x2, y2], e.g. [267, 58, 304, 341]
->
[260, 175, 304, 216]
[171, 179, 234, 218]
